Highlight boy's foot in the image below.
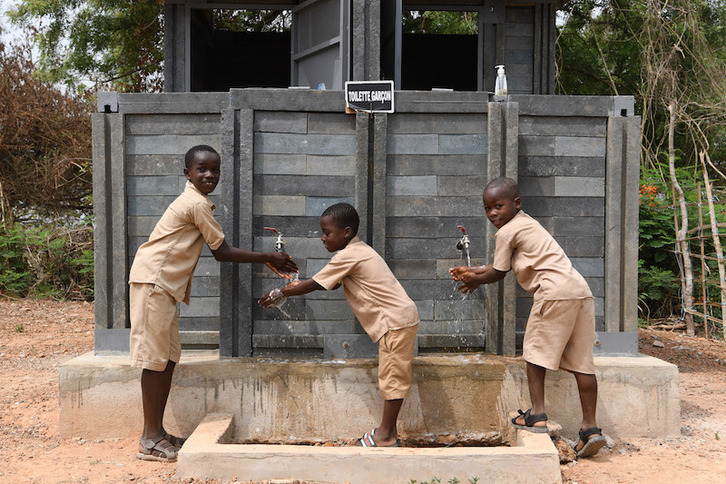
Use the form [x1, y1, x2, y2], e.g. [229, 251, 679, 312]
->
[137, 436, 178, 462]
[511, 409, 548, 433]
[573, 427, 606, 458]
[355, 428, 401, 447]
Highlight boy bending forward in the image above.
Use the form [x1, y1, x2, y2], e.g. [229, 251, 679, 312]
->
[129, 145, 297, 462]
[450, 177, 606, 458]
[259, 203, 419, 447]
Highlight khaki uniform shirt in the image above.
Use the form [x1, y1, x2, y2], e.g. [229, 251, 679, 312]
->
[129, 181, 225, 304]
[492, 211, 591, 301]
[313, 237, 419, 342]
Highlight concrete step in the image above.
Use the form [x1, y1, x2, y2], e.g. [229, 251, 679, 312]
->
[176, 413, 562, 484]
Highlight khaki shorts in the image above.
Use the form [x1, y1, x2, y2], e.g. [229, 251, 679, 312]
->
[378, 324, 418, 400]
[129, 283, 181, 372]
[523, 298, 595, 374]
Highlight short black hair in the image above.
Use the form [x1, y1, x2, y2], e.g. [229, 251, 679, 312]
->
[185, 145, 219, 169]
[484, 177, 520, 198]
[321, 203, 359, 236]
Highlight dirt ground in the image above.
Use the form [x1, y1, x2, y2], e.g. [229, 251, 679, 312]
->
[1, 299, 725, 484]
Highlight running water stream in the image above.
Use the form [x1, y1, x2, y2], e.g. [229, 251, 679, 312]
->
[453, 225, 472, 301]
[262, 226, 299, 319]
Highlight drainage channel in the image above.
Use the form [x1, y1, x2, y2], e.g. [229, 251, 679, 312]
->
[176, 414, 561, 484]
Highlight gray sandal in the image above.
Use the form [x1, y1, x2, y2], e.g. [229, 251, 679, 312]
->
[137, 436, 178, 462]
[574, 426, 606, 458]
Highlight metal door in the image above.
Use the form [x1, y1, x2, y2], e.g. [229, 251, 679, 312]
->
[291, 0, 349, 89]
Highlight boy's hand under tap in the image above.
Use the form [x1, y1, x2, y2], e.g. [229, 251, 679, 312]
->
[265, 252, 298, 279]
[449, 265, 471, 281]
[259, 288, 285, 308]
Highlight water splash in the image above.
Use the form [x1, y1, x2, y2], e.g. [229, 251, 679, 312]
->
[271, 299, 292, 319]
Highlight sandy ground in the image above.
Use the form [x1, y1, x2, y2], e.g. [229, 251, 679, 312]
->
[1, 298, 725, 484]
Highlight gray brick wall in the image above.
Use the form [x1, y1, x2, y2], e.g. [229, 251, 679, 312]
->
[251, 111, 358, 354]
[98, 91, 637, 356]
[517, 113, 608, 334]
[387, 112, 489, 351]
[505, 7, 534, 94]
[125, 113, 223, 346]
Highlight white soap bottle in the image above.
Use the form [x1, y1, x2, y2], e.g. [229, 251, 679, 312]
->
[494, 65, 508, 96]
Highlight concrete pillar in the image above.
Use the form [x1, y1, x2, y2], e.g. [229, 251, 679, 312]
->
[163, 4, 188, 93]
[219, 108, 254, 357]
[371, 113, 388, 256]
[485, 99, 519, 356]
[92, 111, 130, 353]
[605, 111, 641, 334]
[352, 0, 381, 82]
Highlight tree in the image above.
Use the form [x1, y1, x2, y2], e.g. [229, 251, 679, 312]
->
[8, 2, 292, 92]
[558, 1, 726, 329]
[0, 40, 92, 223]
[403, 11, 478, 35]
[8, 0, 165, 92]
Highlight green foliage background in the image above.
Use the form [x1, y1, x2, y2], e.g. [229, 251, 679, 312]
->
[0, 222, 94, 300]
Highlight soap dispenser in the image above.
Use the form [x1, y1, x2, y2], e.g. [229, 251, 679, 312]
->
[494, 65, 508, 96]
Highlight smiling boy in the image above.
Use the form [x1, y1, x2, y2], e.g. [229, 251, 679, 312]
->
[450, 177, 606, 458]
[259, 202, 419, 447]
[128, 145, 297, 462]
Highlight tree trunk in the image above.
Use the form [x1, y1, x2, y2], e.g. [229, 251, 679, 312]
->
[668, 104, 695, 336]
[700, 151, 726, 339]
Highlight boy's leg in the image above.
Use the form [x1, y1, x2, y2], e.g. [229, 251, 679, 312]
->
[526, 361, 547, 415]
[368, 325, 417, 447]
[374, 399, 403, 446]
[141, 360, 176, 441]
[573, 371, 598, 430]
[512, 361, 548, 429]
[130, 284, 182, 459]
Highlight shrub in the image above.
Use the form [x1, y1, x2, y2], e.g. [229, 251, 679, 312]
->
[0, 221, 93, 300]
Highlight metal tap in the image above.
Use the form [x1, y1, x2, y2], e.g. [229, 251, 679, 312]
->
[456, 225, 470, 251]
[264, 227, 285, 252]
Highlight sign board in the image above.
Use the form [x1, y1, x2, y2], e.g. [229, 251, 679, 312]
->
[344, 80, 395, 113]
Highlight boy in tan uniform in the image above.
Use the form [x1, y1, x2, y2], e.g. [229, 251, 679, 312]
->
[129, 145, 297, 462]
[259, 202, 419, 447]
[450, 177, 606, 458]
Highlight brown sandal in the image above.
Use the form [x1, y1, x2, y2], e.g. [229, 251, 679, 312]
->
[137, 436, 178, 462]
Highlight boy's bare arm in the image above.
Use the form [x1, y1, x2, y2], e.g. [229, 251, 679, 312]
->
[258, 278, 326, 307]
[211, 240, 299, 273]
[282, 278, 325, 297]
[470, 264, 507, 284]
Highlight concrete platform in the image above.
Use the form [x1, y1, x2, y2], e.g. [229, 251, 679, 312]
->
[59, 352, 680, 442]
[176, 413, 561, 484]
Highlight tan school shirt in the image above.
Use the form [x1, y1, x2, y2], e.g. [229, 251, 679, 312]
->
[128, 180, 225, 304]
[312, 237, 419, 343]
[492, 211, 592, 301]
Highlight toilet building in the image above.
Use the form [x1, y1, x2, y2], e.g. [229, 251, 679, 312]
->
[93, 0, 640, 358]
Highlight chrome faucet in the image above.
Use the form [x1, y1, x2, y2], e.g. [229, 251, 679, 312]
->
[264, 227, 285, 252]
[456, 225, 470, 251]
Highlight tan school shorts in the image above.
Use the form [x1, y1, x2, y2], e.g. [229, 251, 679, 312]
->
[377, 324, 418, 400]
[129, 283, 181, 372]
[523, 298, 595, 374]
